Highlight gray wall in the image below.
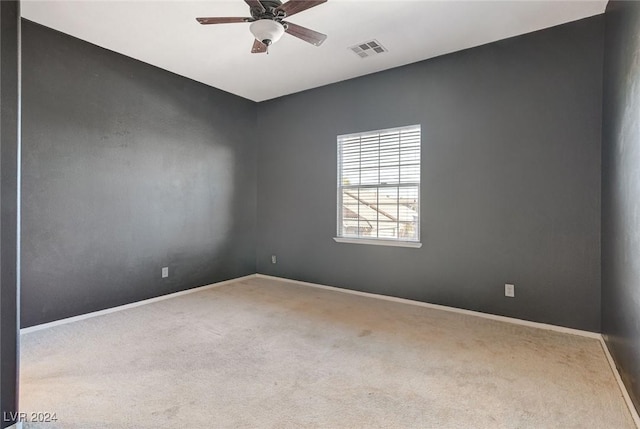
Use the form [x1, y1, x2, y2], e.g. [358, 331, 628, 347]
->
[21, 20, 257, 327]
[1, 2, 20, 426]
[602, 0, 640, 413]
[257, 17, 604, 331]
[20, 14, 605, 334]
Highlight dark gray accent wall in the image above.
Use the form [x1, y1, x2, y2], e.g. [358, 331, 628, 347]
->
[1, 2, 20, 427]
[257, 17, 604, 331]
[21, 20, 257, 327]
[602, 0, 640, 413]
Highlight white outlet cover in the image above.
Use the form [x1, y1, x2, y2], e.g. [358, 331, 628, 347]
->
[271, 255, 277, 264]
[162, 267, 169, 278]
[505, 283, 515, 298]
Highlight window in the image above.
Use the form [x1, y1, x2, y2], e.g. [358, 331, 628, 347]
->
[335, 125, 421, 247]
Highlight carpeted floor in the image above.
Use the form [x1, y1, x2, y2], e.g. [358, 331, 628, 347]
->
[20, 277, 636, 428]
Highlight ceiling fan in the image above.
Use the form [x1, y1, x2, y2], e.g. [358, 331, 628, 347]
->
[196, 0, 328, 54]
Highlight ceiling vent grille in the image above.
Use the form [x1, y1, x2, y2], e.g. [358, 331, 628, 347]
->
[349, 40, 387, 58]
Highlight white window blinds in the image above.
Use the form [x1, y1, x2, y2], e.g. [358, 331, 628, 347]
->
[337, 125, 421, 243]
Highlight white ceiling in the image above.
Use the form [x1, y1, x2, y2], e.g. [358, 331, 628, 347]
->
[21, 0, 607, 102]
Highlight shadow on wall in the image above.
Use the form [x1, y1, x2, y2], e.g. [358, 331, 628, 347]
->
[601, 0, 640, 416]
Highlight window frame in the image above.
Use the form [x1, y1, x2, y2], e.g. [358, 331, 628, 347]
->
[334, 124, 422, 248]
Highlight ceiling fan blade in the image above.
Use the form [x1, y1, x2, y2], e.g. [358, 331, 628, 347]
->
[276, 0, 327, 18]
[196, 17, 251, 25]
[284, 21, 327, 46]
[251, 39, 268, 54]
[244, 0, 266, 13]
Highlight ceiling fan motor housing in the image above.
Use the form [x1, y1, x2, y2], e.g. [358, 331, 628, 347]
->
[250, 0, 286, 21]
[250, 19, 285, 46]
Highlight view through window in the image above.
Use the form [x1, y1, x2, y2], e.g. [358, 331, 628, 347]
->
[337, 125, 421, 243]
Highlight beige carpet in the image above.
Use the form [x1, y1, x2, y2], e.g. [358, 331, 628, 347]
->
[20, 277, 635, 428]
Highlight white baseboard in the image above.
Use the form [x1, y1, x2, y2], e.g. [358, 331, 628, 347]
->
[20, 274, 255, 335]
[255, 274, 600, 339]
[20, 271, 640, 427]
[599, 336, 640, 427]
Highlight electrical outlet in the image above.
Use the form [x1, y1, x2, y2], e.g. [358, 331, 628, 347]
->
[271, 255, 277, 264]
[505, 283, 515, 298]
[162, 267, 169, 278]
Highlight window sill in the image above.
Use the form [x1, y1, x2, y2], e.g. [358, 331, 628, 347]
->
[333, 237, 422, 248]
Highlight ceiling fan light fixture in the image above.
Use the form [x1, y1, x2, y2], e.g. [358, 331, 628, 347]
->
[249, 19, 285, 46]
